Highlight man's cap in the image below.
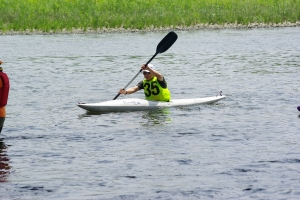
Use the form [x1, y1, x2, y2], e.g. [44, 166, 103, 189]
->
[143, 64, 155, 73]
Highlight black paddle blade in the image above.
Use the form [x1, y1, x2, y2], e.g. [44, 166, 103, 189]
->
[156, 31, 178, 54]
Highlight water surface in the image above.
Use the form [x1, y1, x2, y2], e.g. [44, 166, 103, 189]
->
[0, 27, 300, 199]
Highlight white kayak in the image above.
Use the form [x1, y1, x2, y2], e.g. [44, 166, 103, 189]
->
[78, 95, 225, 112]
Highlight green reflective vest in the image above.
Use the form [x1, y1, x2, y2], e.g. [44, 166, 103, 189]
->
[143, 77, 171, 102]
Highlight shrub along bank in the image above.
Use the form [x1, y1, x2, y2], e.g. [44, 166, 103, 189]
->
[0, 0, 299, 34]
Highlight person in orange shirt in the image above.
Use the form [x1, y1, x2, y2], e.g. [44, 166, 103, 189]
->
[0, 60, 10, 134]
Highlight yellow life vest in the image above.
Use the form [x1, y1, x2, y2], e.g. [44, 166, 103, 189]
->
[143, 77, 171, 102]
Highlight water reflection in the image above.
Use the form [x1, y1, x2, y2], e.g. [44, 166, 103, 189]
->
[0, 138, 10, 182]
[141, 108, 171, 126]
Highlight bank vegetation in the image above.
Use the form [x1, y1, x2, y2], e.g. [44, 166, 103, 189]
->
[1, 0, 299, 34]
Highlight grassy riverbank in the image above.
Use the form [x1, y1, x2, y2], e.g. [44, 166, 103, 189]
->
[1, 0, 300, 34]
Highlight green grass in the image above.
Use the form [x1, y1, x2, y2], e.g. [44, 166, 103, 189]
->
[0, 0, 299, 32]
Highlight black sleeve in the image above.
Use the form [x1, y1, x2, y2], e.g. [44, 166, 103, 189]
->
[157, 77, 167, 88]
[137, 81, 143, 89]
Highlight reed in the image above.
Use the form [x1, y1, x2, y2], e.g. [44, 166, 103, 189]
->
[0, 0, 299, 32]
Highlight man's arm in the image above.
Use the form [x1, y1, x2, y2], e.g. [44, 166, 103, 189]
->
[119, 86, 139, 95]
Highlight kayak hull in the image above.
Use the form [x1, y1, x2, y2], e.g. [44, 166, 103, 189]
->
[78, 95, 226, 112]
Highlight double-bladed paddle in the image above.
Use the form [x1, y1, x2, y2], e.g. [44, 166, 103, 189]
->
[113, 31, 178, 100]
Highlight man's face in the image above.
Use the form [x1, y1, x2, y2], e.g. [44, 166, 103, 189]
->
[143, 71, 153, 80]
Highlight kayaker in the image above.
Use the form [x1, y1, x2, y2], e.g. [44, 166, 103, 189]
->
[0, 60, 10, 134]
[118, 64, 171, 102]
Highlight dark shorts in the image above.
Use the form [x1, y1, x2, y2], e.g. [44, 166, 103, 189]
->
[0, 117, 5, 127]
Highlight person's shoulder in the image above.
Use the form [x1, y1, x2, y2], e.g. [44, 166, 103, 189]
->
[137, 80, 143, 89]
[157, 77, 167, 88]
[137, 80, 143, 85]
[157, 76, 166, 82]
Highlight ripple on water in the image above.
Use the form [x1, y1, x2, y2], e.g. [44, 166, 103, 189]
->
[1, 28, 300, 199]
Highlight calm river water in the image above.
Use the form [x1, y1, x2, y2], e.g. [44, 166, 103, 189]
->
[0, 27, 300, 199]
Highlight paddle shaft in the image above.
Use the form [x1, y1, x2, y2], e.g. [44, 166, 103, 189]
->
[113, 31, 178, 100]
